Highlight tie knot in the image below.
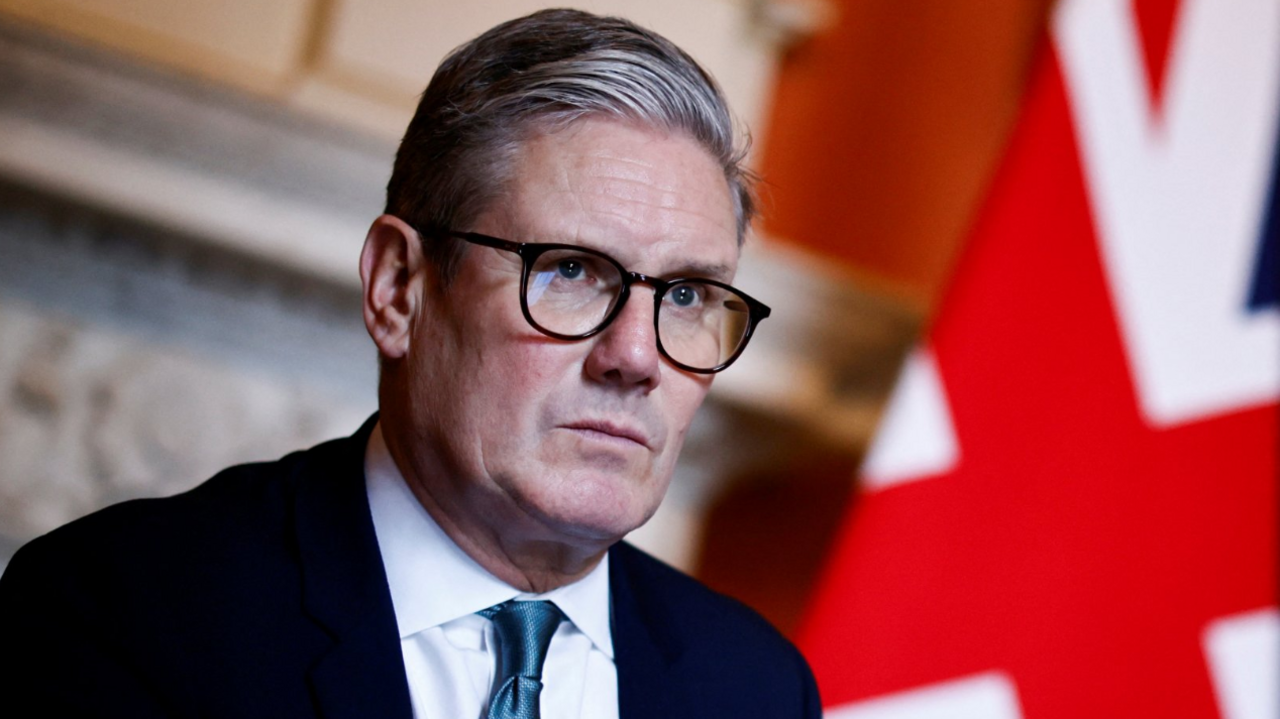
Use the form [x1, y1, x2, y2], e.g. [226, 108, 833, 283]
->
[480, 600, 564, 681]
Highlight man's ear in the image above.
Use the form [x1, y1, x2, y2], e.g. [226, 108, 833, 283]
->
[360, 214, 428, 359]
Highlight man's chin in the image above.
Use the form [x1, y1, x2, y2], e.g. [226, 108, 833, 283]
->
[520, 492, 661, 549]
[500, 460, 670, 546]
[533, 505, 648, 546]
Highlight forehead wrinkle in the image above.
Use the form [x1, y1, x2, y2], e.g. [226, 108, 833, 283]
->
[505, 119, 739, 276]
[591, 156, 728, 210]
[524, 121, 734, 225]
[572, 199, 730, 238]
[591, 174, 683, 208]
[581, 153, 686, 194]
[535, 169, 734, 248]
[570, 169, 735, 240]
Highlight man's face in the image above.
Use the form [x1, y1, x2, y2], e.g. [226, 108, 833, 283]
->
[401, 118, 739, 549]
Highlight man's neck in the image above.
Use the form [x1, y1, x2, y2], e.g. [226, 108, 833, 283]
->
[416, 496, 606, 593]
[369, 422, 610, 594]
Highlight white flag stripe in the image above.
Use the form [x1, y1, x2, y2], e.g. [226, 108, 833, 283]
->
[1204, 608, 1280, 719]
[824, 672, 1024, 719]
[861, 349, 958, 489]
[1055, 0, 1280, 427]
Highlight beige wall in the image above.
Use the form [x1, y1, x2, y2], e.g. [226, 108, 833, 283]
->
[0, 0, 788, 141]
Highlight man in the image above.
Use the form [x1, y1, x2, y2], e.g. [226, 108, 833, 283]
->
[0, 9, 820, 718]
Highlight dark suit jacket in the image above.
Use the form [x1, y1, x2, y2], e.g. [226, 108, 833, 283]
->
[0, 418, 820, 718]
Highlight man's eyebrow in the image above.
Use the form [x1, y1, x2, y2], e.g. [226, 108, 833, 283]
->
[551, 236, 734, 280]
[662, 260, 734, 280]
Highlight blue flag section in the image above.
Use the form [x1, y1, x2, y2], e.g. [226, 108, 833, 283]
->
[1248, 120, 1278, 312]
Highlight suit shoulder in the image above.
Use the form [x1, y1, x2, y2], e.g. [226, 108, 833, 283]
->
[610, 541, 807, 657]
[609, 542, 822, 716]
[0, 427, 375, 716]
[4, 431, 357, 579]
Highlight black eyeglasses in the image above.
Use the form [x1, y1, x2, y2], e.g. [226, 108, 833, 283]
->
[436, 230, 771, 374]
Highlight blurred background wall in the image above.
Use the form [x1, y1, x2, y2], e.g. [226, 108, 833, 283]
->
[0, 0, 1047, 636]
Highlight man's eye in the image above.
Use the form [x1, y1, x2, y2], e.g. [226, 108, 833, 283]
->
[670, 285, 702, 307]
[557, 260, 585, 279]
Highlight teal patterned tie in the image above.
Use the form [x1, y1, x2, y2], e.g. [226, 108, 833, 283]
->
[478, 600, 564, 719]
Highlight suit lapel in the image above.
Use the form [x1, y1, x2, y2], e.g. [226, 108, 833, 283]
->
[287, 422, 694, 719]
[609, 543, 688, 719]
[293, 416, 414, 719]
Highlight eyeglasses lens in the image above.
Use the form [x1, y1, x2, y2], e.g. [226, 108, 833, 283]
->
[524, 249, 752, 371]
[657, 281, 751, 370]
[526, 249, 623, 336]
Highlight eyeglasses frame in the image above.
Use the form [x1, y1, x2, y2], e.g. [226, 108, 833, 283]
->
[433, 229, 771, 374]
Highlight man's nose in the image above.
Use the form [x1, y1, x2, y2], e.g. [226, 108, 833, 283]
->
[584, 288, 662, 390]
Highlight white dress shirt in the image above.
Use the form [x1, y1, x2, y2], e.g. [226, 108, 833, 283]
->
[364, 424, 620, 719]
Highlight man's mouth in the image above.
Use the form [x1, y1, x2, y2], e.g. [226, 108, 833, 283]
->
[561, 419, 652, 449]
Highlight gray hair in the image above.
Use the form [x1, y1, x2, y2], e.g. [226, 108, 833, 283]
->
[384, 8, 755, 283]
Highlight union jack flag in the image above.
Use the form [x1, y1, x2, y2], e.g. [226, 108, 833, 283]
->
[800, 0, 1279, 717]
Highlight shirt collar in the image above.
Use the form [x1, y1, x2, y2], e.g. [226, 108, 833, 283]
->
[364, 422, 614, 659]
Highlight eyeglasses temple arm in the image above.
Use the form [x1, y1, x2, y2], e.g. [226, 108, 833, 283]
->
[447, 231, 524, 254]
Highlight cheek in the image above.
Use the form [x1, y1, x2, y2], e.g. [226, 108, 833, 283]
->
[666, 372, 714, 437]
[484, 342, 581, 436]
